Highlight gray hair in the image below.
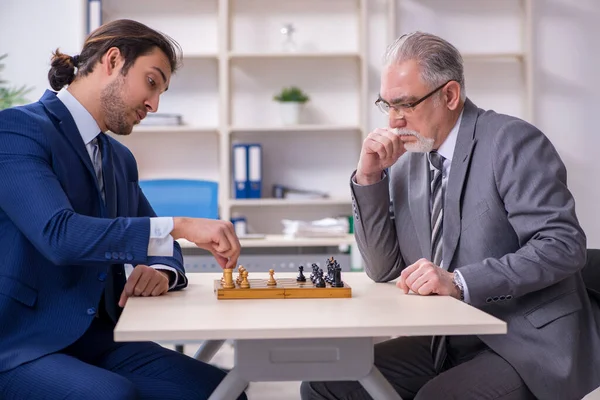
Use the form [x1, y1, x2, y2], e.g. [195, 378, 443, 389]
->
[383, 32, 466, 100]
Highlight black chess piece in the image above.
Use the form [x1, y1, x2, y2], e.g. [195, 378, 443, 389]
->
[310, 263, 319, 283]
[333, 265, 344, 287]
[315, 270, 326, 288]
[296, 265, 306, 282]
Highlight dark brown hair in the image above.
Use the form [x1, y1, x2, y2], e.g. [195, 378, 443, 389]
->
[48, 19, 182, 91]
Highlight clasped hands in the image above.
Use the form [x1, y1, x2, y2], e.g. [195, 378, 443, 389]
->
[397, 258, 460, 299]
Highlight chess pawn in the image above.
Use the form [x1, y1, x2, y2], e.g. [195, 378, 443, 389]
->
[240, 270, 250, 289]
[315, 270, 326, 288]
[223, 268, 235, 289]
[267, 269, 277, 287]
[296, 265, 306, 282]
[236, 266, 245, 285]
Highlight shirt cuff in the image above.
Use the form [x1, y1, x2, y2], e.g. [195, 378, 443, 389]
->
[454, 270, 471, 304]
[150, 264, 179, 290]
[148, 217, 174, 257]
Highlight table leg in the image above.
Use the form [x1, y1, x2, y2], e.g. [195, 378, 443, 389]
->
[359, 365, 403, 400]
[194, 339, 226, 362]
[207, 366, 248, 400]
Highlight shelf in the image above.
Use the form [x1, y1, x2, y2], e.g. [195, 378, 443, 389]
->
[461, 52, 524, 61]
[229, 51, 361, 60]
[178, 234, 355, 249]
[133, 126, 218, 134]
[229, 125, 361, 133]
[182, 53, 218, 60]
[229, 198, 352, 207]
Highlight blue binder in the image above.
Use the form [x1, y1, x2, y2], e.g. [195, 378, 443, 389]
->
[247, 143, 262, 199]
[233, 143, 249, 199]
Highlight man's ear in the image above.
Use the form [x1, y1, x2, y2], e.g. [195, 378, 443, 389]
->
[103, 47, 123, 76]
[445, 81, 461, 111]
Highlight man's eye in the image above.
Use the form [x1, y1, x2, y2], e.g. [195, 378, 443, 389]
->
[148, 77, 156, 87]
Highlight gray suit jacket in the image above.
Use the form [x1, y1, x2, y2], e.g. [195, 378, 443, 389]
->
[351, 98, 600, 399]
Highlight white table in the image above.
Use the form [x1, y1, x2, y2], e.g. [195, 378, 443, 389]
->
[114, 272, 506, 400]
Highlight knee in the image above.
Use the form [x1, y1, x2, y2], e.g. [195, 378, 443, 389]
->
[300, 381, 322, 400]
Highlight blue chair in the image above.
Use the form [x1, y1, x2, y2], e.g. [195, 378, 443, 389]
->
[138, 179, 219, 219]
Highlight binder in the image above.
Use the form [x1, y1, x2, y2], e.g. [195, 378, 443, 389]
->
[87, 0, 102, 34]
[233, 144, 248, 199]
[247, 143, 262, 199]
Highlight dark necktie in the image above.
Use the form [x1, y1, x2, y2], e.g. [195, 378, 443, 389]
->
[428, 151, 448, 373]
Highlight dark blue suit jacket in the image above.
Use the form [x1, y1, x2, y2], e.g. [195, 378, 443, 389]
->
[0, 90, 187, 373]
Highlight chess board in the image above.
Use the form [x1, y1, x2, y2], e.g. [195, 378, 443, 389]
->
[214, 277, 352, 300]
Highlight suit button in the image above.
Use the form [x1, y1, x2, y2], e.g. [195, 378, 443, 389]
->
[486, 297, 492, 303]
[87, 307, 96, 315]
[493, 296, 499, 302]
[119, 252, 125, 260]
[105, 252, 112, 260]
[98, 272, 107, 282]
[126, 253, 133, 261]
[112, 252, 119, 259]
[499, 296, 506, 301]
[506, 295, 513, 300]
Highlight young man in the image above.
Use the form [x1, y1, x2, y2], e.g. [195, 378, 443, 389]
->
[302, 32, 600, 400]
[0, 19, 245, 400]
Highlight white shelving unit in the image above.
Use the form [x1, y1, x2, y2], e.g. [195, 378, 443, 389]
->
[389, 0, 534, 123]
[100, 0, 368, 248]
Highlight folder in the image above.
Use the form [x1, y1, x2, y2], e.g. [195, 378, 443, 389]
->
[233, 144, 248, 199]
[247, 143, 262, 199]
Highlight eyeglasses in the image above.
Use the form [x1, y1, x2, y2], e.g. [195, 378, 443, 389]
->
[375, 80, 452, 116]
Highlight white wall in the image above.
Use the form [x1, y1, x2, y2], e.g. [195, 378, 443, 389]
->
[1, 0, 599, 246]
[533, 0, 600, 247]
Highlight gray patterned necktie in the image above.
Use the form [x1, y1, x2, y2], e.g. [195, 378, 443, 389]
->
[90, 136, 105, 203]
[429, 151, 447, 373]
[429, 151, 445, 267]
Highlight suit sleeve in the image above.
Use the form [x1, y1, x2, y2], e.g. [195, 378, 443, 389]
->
[0, 110, 151, 266]
[457, 120, 586, 307]
[136, 189, 188, 291]
[350, 171, 406, 282]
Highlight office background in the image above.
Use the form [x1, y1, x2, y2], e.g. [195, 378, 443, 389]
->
[1, 0, 598, 247]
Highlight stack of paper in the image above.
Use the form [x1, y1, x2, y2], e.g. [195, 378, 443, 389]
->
[282, 217, 349, 238]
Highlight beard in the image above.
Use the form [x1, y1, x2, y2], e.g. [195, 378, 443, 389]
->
[100, 76, 135, 136]
[392, 128, 435, 153]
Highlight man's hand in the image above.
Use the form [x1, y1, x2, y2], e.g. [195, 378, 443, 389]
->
[356, 128, 406, 185]
[397, 258, 459, 298]
[171, 217, 241, 269]
[119, 265, 170, 307]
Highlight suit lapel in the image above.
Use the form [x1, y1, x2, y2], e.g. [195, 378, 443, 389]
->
[39, 91, 98, 188]
[408, 153, 432, 259]
[444, 99, 479, 270]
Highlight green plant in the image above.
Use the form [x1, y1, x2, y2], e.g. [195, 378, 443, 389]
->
[273, 86, 309, 103]
[0, 54, 34, 110]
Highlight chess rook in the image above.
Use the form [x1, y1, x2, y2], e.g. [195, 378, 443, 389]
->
[223, 268, 235, 289]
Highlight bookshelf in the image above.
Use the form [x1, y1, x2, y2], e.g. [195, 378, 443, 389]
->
[100, 0, 367, 248]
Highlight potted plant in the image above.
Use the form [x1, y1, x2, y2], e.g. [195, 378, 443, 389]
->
[273, 86, 309, 125]
[0, 54, 34, 110]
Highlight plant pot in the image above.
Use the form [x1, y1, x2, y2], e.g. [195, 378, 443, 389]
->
[278, 102, 303, 125]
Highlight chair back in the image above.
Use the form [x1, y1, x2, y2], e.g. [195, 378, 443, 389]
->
[139, 179, 219, 220]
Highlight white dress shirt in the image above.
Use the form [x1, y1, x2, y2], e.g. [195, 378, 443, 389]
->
[56, 88, 180, 289]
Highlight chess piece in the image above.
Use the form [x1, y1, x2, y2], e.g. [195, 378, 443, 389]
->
[267, 269, 277, 286]
[315, 270, 326, 288]
[333, 265, 344, 288]
[310, 263, 319, 283]
[240, 270, 250, 289]
[223, 268, 235, 289]
[236, 265, 245, 285]
[296, 265, 306, 282]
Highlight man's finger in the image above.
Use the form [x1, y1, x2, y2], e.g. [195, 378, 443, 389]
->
[118, 289, 128, 308]
[123, 265, 143, 297]
[134, 270, 152, 296]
